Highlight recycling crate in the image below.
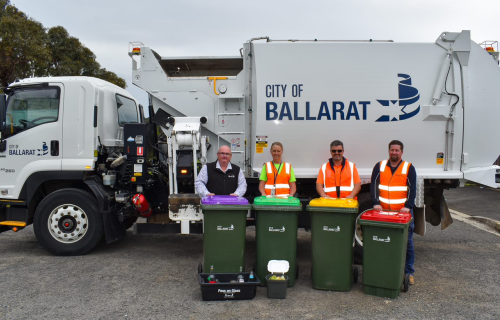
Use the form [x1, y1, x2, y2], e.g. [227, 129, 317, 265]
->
[198, 272, 261, 301]
[253, 196, 302, 287]
[360, 209, 413, 299]
[307, 197, 359, 291]
[201, 196, 252, 273]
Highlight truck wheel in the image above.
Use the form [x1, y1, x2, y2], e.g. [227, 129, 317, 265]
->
[33, 188, 103, 256]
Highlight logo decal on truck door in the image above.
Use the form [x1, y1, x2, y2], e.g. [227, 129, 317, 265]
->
[376, 74, 420, 122]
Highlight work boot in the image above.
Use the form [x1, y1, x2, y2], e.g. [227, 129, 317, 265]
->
[409, 275, 414, 285]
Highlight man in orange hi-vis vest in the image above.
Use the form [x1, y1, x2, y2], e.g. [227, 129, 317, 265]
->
[370, 140, 417, 285]
[316, 140, 361, 199]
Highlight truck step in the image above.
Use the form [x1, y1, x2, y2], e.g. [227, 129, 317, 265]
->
[0, 221, 27, 227]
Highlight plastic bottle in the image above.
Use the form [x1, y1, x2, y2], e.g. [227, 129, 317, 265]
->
[208, 265, 216, 283]
[249, 271, 255, 281]
[237, 266, 244, 283]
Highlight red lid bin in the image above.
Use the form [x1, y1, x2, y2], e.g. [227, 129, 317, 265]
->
[360, 209, 412, 224]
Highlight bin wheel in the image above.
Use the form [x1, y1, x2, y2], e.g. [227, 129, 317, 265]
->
[296, 263, 299, 279]
[353, 266, 359, 284]
[402, 274, 410, 292]
[198, 262, 203, 274]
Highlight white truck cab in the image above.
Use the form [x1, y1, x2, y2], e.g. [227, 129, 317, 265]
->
[0, 77, 142, 255]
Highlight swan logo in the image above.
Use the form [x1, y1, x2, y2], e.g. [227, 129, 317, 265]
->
[376, 74, 420, 122]
[37, 142, 49, 156]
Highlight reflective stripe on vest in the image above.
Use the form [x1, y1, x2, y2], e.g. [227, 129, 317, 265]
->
[322, 161, 354, 193]
[378, 160, 410, 210]
[266, 162, 290, 174]
[265, 162, 291, 195]
[379, 196, 407, 205]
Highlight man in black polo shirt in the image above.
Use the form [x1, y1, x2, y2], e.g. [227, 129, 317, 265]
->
[195, 145, 247, 197]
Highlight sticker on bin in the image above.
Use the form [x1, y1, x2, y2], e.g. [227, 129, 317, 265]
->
[267, 260, 290, 274]
[360, 209, 412, 224]
[372, 235, 391, 243]
[323, 225, 340, 232]
[269, 226, 285, 232]
[309, 197, 358, 208]
[217, 224, 234, 231]
[201, 195, 250, 205]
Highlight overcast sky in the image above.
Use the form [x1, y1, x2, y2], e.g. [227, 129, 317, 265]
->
[11, 0, 500, 108]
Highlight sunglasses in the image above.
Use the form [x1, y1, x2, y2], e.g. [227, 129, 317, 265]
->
[330, 150, 343, 153]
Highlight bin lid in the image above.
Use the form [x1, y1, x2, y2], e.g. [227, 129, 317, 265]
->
[253, 196, 301, 206]
[360, 209, 412, 224]
[267, 260, 290, 273]
[201, 195, 249, 205]
[308, 197, 359, 208]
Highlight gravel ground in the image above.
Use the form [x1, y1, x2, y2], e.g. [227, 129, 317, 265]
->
[0, 217, 499, 320]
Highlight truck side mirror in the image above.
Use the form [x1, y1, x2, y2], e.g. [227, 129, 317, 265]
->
[0, 94, 5, 132]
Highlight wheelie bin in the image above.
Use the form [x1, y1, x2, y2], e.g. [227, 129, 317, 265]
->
[359, 209, 413, 298]
[307, 197, 359, 291]
[253, 196, 302, 287]
[200, 195, 252, 273]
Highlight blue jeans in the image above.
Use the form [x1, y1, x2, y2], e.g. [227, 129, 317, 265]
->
[406, 210, 415, 275]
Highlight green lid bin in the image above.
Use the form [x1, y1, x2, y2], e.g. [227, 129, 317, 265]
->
[307, 197, 359, 291]
[253, 196, 302, 287]
[201, 196, 252, 273]
[360, 209, 413, 299]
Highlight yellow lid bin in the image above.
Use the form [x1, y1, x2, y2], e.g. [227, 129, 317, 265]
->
[308, 197, 358, 212]
[307, 197, 360, 291]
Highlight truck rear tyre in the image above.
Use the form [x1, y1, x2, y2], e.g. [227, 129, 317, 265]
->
[33, 188, 104, 256]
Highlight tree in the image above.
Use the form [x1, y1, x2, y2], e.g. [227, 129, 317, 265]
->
[0, 2, 49, 89]
[46, 26, 100, 77]
[0, 0, 9, 21]
[0, 2, 126, 90]
[96, 68, 126, 89]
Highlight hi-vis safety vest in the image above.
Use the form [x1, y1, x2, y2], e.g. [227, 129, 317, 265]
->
[378, 160, 411, 211]
[264, 162, 291, 195]
[320, 160, 355, 199]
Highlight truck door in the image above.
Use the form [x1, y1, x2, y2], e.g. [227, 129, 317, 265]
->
[0, 84, 63, 200]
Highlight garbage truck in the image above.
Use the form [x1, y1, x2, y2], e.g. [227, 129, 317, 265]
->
[0, 30, 499, 256]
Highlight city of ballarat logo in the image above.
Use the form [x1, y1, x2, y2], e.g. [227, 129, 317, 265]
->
[8, 142, 49, 156]
[376, 74, 420, 122]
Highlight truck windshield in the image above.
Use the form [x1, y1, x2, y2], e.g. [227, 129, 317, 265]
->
[4, 87, 60, 138]
[116, 94, 138, 125]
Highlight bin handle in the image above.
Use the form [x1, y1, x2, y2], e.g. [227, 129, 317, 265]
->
[353, 209, 404, 247]
[353, 211, 364, 247]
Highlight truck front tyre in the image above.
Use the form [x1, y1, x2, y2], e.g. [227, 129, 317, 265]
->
[33, 188, 104, 256]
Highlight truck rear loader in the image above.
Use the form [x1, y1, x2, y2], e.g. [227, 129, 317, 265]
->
[0, 30, 499, 256]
